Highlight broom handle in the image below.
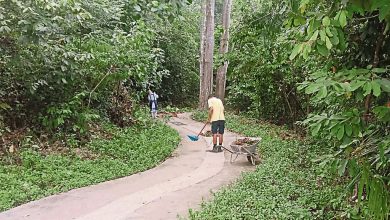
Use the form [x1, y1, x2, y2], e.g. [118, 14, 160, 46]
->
[197, 122, 208, 137]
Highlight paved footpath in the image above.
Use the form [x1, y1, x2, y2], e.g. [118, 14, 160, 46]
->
[0, 113, 255, 220]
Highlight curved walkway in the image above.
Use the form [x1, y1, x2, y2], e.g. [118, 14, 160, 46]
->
[0, 113, 255, 220]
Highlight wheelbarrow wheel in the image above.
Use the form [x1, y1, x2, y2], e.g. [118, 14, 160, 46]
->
[247, 156, 255, 165]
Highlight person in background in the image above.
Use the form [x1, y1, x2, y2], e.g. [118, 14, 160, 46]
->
[148, 89, 159, 119]
[207, 94, 225, 153]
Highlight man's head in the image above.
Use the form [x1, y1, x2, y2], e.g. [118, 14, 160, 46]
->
[208, 93, 215, 99]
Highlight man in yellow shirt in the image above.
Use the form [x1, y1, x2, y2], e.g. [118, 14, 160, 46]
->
[207, 94, 225, 153]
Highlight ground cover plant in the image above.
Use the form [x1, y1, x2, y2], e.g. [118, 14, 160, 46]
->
[189, 111, 353, 219]
[0, 119, 180, 211]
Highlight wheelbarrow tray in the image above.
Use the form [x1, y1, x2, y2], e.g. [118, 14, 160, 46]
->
[223, 137, 261, 165]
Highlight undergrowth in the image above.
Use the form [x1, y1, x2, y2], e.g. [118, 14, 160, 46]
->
[0, 118, 180, 211]
[189, 110, 350, 219]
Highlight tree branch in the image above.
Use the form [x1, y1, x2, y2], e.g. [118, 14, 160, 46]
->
[87, 66, 113, 108]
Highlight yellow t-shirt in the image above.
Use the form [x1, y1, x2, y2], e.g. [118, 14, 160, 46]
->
[208, 97, 225, 122]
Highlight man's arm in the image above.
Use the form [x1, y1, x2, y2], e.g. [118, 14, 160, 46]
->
[207, 107, 213, 123]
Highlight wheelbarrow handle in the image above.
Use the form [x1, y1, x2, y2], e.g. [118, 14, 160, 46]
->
[220, 145, 233, 153]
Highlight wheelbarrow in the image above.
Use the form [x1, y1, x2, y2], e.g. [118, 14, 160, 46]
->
[221, 137, 261, 165]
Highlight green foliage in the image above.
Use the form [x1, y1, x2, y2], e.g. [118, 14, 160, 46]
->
[157, 3, 200, 107]
[161, 105, 193, 113]
[41, 92, 100, 133]
[288, 0, 390, 218]
[288, 0, 390, 60]
[227, 0, 308, 125]
[0, 0, 192, 134]
[0, 120, 180, 211]
[0, 0, 195, 209]
[195, 0, 389, 218]
[189, 113, 349, 219]
[191, 110, 208, 122]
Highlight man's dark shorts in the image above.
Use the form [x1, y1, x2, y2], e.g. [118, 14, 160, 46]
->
[211, 120, 225, 134]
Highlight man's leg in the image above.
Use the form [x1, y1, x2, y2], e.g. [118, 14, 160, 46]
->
[215, 133, 223, 152]
[217, 121, 225, 152]
[213, 134, 218, 145]
[218, 134, 224, 145]
[211, 121, 219, 152]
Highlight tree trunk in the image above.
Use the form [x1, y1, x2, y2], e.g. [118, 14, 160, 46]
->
[199, 0, 215, 109]
[215, 0, 232, 102]
[364, 23, 385, 123]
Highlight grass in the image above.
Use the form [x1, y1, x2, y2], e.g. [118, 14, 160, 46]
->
[0, 120, 180, 211]
[189, 110, 350, 219]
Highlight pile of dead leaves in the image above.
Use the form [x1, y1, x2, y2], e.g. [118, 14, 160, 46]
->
[275, 130, 306, 141]
[232, 137, 258, 146]
[158, 111, 178, 118]
[0, 122, 112, 165]
[201, 130, 213, 137]
[108, 83, 135, 127]
[0, 128, 26, 164]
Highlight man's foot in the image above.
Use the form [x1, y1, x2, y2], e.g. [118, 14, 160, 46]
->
[207, 145, 219, 153]
[217, 145, 223, 152]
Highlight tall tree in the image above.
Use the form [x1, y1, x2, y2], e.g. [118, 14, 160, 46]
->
[199, 0, 215, 109]
[215, 0, 232, 102]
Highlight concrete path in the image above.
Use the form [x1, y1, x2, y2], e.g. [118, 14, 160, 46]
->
[0, 113, 255, 220]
